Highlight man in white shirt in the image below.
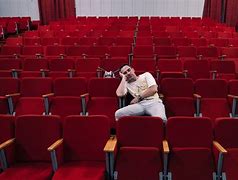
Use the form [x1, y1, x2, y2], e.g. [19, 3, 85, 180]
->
[115, 64, 167, 122]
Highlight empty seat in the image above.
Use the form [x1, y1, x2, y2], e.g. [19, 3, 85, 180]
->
[194, 79, 230, 122]
[104, 116, 165, 180]
[161, 78, 195, 117]
[0, 115, 62, 179]
[166, 117, 226, 180]
[49, 115, 110, 180]
[183, 60, 210, 81]
[81, 78, 120, 128]
[210, 60, 236, 80]
[0, 78, 19, 114]
[214, 118, 238, 180]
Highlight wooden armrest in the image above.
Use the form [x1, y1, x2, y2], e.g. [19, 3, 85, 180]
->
[228, 94, 238, 99]
[193, 93, 201, 99]
[11, 69, 22, 72]
[67, 69, 76, 72]
[213, 141, 227, 153]
[81, 93, 89, 98]
[159, 93, 164, 99]
[0, 138, 15, 150]
[6, 93, 20, 98]
[40, 69, 49, 72]
[104, 136, 117, 152]
[42, 93, 54, 98]
[48, 139, 63, 152]
[163, 140, 170, 154]
[210, 70, 217, 73]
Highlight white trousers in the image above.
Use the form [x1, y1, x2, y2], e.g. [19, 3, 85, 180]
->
[115, 99, 167, 122]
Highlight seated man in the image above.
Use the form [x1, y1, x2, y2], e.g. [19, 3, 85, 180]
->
[115, 64, 167, 122]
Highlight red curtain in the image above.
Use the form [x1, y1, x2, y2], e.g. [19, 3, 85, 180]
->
[225, 0, 238, 26]
[203, 0, 238, 26]
[203, 0, 222, 23]
[38, 0, 76, 25]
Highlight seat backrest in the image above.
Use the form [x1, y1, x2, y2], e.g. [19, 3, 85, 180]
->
[0, 115, 15, 143]
[117, 116, 164, 148]
[167, 117, 213, 148]
[183, 60, 210, 80]
[63, 115, 110, 161]
[210, 60, 235, 74]
[228, 80, 238, 95]
[214, 118, 238, 148]
[15, 115, 61, 162]
[157, 60, 182, 72]
[194, 79, 228, 98]
[48, 59, 75, 71]
[0, 78, 19, 95]
[88, 78, 120, 97]
[0, 59, 21, 70]
[20, 77, 53, 97]
[22, 59, 48, 71]
[161, 78, 194, 97]
[54, 77, 87, 96]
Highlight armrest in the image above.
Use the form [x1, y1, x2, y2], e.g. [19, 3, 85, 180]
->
[0, 138, 15, 170]
[0, 138, 15, 150]
[194, 94, 201, 117]
[228, 94, 238, 117]
[156, 69, 160, 81]
[183, 70, 188, 78]
[197, 54, 203, 60]
[162, 140, 170, 154]
[159, 93, 164, 101]
[59, 54, 66, 59]
[35, 53, 44, 59]
[47, 138, 63, 172]
[213, 141, 227, 154]
[5, 93, 20, 98]
[210, 70, 217, 79]
[81, 93, 89, 115]
[42, 93, 54, 98]
[67, 69, 76, 78]
[104, 136, 117, 153]
[42, 93, 54, 115]
[104, 136, 117, 180]
[5, 93, 20, 114]
[40, 69, 49, 77]
[118, 95, 126, 109]
[213, 141, 227, 178]
[218, 54, 227, 60]
[48, 139, 63, 152]
[162, 140, 170, 177]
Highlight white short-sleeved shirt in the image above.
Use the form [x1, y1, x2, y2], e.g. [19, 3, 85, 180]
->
[126, 72, 160, 100]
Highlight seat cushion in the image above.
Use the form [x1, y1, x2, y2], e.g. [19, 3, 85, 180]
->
[115, 147, 161, 180]
[52, 161, 105, 180]
[169, 147, 214, 180]
[223, 148, 238, 180]
[0, 163, 52, 180]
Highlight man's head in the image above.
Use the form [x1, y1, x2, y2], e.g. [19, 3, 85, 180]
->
[119, 64, 137, 82]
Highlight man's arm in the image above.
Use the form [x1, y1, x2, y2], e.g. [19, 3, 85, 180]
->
[130, 85, 158, 104]
[116, 72, 127, 97]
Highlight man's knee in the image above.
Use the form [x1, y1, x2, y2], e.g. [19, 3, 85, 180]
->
[115, 109, 123, 121]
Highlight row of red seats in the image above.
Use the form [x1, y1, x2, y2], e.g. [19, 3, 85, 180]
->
[1, 77, 238, 123]
[0, 115, 237, 180]
[2, 44, 238, 62]
[5, 36, 238, 48]
[0, 58, 237, 82]
[0, 77, 120, 128]
[0, 17, 31, 38]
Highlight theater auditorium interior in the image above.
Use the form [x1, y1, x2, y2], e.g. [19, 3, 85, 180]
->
[0, 0, 238, 179]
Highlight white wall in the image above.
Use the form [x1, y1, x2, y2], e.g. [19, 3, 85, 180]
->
[76, 0, 205, 17]
[0, 0, 205, 20]
[0, 0, 39, 20]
